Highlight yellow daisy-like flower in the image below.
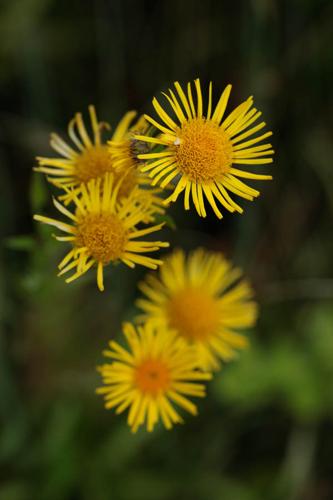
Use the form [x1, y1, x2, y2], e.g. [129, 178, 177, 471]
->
[136, 248, 258, 371]
[35, 106, 157, 205]
[33, 173, 169, 291]
[108, 113, 167, 221]
[96, 321, 211, 432]
[135, 79, 274, 218]
[108, 114, 150, 172]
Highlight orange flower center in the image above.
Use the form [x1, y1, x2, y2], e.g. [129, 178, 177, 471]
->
[76, 213, 128, 263]
[174, 118, 233, 182]
[75, 145, 114, 183]
[168, 287, 219, 341]
[134, 358, 171, 396]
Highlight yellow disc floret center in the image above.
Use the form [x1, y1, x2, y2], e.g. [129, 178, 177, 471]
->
[76, 213, 128, 264]
[175, 118, 233, 182]
[134, 358, 171, 396]
[168, 287, 219, 341]
[75, 145, 114, 183]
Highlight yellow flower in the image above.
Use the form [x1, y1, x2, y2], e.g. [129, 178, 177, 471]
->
[35, 106, 161, 209]
[135, 79, 274, 218]
[96, 321, 211, 432]
[108, 113, 166, 221]
[136, 248, 258, 371]
[108, 114, 150, 172]
[33, 173, 169, 291]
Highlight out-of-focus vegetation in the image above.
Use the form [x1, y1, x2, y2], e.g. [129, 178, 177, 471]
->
[1, 1, 333, 499]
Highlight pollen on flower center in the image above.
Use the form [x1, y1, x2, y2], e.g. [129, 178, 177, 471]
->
[168, 287, 219, 340]
[174, 118, 233, 182]
[75, 145, 114, 183]
[76, 213, 128, 263]
[134, 358, 171, 396]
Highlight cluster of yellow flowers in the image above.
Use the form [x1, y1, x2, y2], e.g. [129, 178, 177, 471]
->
[34, 79, 274, 432]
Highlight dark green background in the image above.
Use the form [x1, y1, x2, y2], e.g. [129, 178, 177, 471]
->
[1, 1, 333, 499]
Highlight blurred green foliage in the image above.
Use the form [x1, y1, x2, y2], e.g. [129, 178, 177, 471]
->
[1, 0, 333, 499]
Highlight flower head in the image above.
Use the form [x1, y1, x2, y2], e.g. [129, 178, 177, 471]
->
[35, 107, 163, 212]
[33, 173, 169, 291]
[108, 114, 150, 172]
[108, 113, 166, 221]
[135, 79, 274, 218]
[136, 248, 258, 371]
[96, 322, 211, 432]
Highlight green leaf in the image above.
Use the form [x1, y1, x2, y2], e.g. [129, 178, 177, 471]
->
[4, 235, 36, 252]
[154, 213, 177, 230]
[30, 174, 48, 212]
